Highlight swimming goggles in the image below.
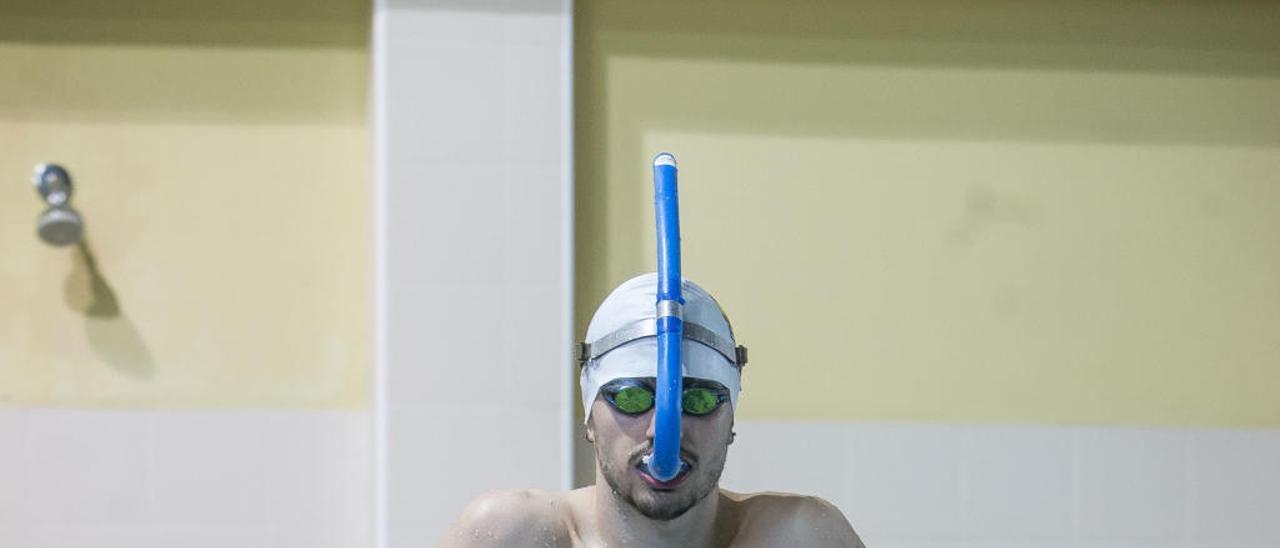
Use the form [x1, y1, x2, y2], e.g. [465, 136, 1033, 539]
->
[599, 377, 731, 416]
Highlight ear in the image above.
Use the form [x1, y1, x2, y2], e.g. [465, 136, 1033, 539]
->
[585, 416, 596, 443]
[727, 418, 736, 445]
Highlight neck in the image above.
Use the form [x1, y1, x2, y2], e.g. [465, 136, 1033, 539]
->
[591, 473, 723, 547]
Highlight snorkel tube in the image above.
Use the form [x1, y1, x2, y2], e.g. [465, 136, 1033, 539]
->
[645, 152, 685, 482]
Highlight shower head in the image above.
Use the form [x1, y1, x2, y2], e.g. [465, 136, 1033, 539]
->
[32, 163, 84, 246]
[37, 205, 84, 246]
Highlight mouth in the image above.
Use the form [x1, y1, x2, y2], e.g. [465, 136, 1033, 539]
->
[634, 456, 693, 490]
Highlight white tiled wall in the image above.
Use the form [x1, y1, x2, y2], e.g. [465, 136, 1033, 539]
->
[373, 1, 574, 546]
[722, 421, 1280, 548]
[0, 408, 370, 548]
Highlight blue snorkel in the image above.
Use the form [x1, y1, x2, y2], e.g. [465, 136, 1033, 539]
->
[645, 152, 685, 482]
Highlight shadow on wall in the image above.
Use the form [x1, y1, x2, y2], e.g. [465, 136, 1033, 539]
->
[64, 240, 155, 378]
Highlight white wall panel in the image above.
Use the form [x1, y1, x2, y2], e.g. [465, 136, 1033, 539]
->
[721, 421, 1280, 548]
[373, 1, 574, 546]
[0, 408, 369, 548]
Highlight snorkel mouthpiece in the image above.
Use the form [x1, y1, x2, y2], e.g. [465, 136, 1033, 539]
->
[641, 453, 691, 482]
[648, 152, 684, 482]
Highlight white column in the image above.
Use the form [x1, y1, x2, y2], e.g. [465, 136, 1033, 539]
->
[372, 1, 574, 546]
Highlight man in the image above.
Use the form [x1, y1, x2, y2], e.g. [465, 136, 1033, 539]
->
[441, 274, 864, 547]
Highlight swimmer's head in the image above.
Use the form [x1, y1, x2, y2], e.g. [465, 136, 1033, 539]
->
[578, 273, 746, 423]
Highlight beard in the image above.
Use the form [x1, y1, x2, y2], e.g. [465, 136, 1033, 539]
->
[597, 445, 727, 522]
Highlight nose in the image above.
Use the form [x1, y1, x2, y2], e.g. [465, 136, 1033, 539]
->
[644, 409, 658, 441]
[643, 409, 693, 446]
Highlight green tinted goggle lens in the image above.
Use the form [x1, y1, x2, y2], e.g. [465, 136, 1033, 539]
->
[611, 385, 654, 414]
[603, 380, 727, 416]
[682, 387, 722, 415]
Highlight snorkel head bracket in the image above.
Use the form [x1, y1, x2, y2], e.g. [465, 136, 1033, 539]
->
[577, 321, 748, 371]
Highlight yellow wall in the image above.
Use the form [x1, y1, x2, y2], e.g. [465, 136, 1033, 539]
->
[0, 0, 371, 408]
[576, 0, 1280, 427]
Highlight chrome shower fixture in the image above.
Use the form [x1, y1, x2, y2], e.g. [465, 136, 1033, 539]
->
[33, 163, 85, 246]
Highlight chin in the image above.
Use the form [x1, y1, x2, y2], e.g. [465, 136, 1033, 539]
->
[625, 471, 718, 522]
[631, 490, 700, 521]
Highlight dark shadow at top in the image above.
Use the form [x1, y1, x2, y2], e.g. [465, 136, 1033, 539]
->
[0, 0, 371, 48]
[582, 0, 1280, 78]
[574, 0, 1280, 152]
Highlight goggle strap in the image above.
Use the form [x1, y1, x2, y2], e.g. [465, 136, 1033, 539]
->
[579, 318, 747, 369]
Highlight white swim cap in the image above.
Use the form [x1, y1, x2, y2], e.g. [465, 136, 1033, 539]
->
[579, 273, 747, 422]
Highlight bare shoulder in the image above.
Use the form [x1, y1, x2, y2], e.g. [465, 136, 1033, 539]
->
[438, 489, 572, 548]
[724, 490, 866, 548]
